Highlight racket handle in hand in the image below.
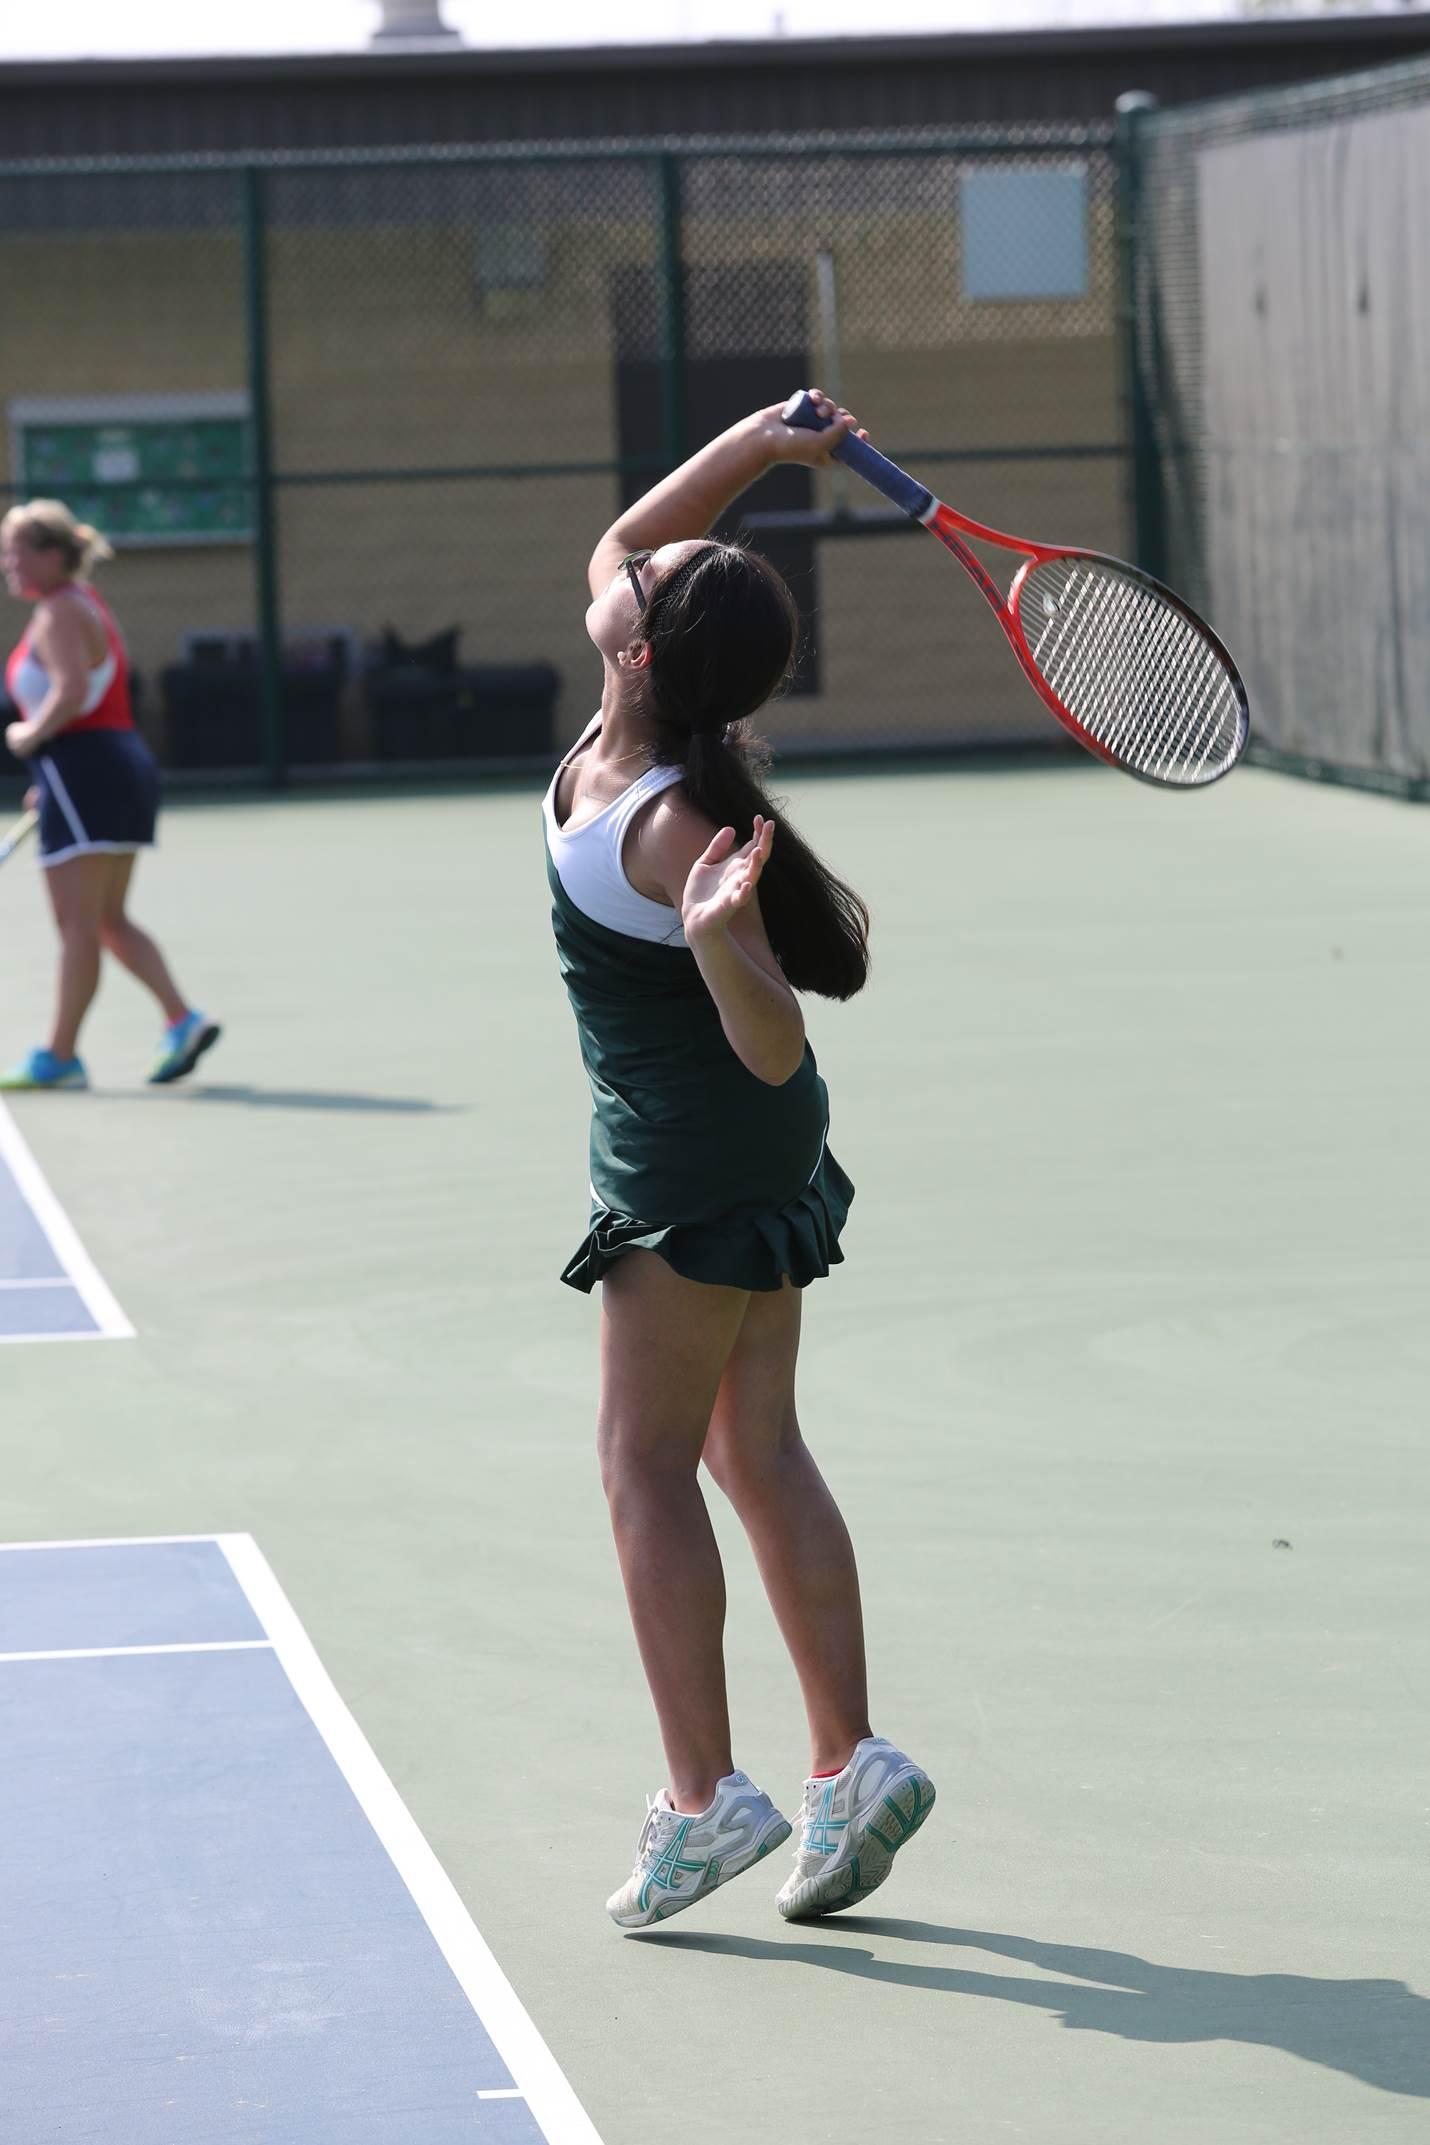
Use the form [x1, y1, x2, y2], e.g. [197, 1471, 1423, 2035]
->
[780, 390, 933, 522]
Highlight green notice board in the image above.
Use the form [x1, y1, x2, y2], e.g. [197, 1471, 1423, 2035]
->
[12, 400, 252, 546]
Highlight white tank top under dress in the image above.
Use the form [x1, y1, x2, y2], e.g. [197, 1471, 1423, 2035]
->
[542, 718, 854, 1293]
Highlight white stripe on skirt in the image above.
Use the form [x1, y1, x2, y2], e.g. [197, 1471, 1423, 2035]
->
[39, 840, 145, 871]
[38, 755, 90, 847]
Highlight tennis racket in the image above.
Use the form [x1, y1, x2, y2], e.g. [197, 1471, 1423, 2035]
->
[781, 390, 1249, 789]
[0, 810, 37, 867]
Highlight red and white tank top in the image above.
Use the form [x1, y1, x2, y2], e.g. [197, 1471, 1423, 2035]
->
[5, 586, 134, 735]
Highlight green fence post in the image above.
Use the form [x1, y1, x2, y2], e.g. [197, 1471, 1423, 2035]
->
[656, 153, 688, 473]
[241, 165, 285, 789]
[1113, 92, 1165, 582]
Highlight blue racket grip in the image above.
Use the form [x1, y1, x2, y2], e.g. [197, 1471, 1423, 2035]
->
[780, 390, 933, 521]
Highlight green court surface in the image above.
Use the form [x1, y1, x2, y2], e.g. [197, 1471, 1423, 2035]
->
[3, 761, 1427, 2144]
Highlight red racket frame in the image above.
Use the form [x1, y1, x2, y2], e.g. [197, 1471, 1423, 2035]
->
[781, 390, 1249, 787]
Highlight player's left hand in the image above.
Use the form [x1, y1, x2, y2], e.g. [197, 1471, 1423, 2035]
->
[5, 721, 41, 761]
[682, 816, 775, 942]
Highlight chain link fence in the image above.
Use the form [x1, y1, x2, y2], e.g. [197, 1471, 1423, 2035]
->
[1124, 55, 1430, 799]
[1, 128, 1123, 786]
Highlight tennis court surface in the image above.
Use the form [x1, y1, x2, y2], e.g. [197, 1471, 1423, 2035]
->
[2, 1534, 594, 2142]
[1, 763, 1425, 2145]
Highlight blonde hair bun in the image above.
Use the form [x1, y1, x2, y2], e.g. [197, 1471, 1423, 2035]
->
[1, 498, 114, 576]
[74, 522, 115, 569]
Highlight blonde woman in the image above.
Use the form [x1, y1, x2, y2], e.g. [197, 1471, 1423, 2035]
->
[2, 500, 219, 1090]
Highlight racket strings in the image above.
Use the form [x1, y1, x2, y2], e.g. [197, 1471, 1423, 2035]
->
[1020, 559, 1245, 784]
[1034, 568, 1236, 780]
[1040, 575, 1230, 779]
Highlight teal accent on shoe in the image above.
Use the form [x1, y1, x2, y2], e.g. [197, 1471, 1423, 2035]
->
[882, 1795, 910, 1836]
[801, 1779, 848, 1859]
[148, 1010, 221, 1086]
[782, 1766, 938, 1921]
[872, 1778, 933, 1854]
[0, 1047, 87, 1091]
[636, 1816, 706, 1915]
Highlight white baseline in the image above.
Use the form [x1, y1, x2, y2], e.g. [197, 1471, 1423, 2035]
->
[218, 1532, 606, 2145]
[0, 1531, 601, 2140]
[0, 1101, 134, 1340]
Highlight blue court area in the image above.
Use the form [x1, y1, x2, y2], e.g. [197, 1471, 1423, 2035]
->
[0, 1538, 588, 2144]
[0, 1165, 98, 1336]
[0, 1104, 129, 1341]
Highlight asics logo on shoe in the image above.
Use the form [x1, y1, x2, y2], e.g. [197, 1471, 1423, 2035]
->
[801, 1781, 849, 1858]
[634, 1796, 769, 1909]
[638, 1817, 707, 1911]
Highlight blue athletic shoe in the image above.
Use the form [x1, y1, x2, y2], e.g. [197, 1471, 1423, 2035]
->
[0, 1046, 88, 1091]
[148, 1010, 221, 1086]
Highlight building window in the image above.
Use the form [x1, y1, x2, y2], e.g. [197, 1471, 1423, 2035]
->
[475, 224, 547, 294]
[959, 166, 1089, 302]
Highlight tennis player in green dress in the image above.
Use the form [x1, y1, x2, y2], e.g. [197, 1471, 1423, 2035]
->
[544, 390, 935, 1929]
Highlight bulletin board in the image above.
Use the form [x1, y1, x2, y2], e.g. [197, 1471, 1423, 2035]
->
[8, 393, 253, 546]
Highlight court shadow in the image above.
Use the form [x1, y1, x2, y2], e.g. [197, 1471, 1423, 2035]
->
[632, 1922, 1429, 2099]
[173, 1084, 460, 1115]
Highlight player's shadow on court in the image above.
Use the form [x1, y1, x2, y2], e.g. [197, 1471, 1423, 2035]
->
[173, 1085, 459, 1114]
[636, 1923, 1430, 2099]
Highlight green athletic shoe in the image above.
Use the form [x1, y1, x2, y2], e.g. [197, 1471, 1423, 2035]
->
[148, 1010, 221, 1085]
[0, 1047, 88, 1091]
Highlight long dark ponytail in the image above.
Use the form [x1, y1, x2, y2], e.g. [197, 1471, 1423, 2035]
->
[636, 543, 870, 1001]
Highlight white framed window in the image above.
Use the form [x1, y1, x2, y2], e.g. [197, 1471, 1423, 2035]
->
[475, 224, 547, 294]
[959, 165, 1090, 302]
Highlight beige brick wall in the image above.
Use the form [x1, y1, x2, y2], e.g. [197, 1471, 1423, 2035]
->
[762, 335, 1128, 752]
[1, 216, 1126, 762]
[766, 448, 1128, 755]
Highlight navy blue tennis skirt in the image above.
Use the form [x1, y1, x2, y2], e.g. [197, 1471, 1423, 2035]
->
[35, 729, 160, 867]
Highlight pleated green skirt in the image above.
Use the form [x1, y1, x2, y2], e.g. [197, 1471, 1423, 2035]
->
[560, 1141, 855, 1295]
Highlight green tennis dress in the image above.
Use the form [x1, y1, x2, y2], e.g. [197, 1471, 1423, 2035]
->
[543, 731, 854, 1294]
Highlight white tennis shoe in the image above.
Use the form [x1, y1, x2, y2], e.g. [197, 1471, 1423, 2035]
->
[776, 1736, 936, 1920]
[607, 1770, 791, 1929]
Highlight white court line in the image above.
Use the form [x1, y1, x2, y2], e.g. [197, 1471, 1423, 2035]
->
[0, 1331, 111, 1348]
[0, 1101, 133, 1340]
[218, 1533, 605, 2145]
[0, 1639, 273, 1665]
[1, 1532, 603, 2141]
[0, 1534, 223, 1553]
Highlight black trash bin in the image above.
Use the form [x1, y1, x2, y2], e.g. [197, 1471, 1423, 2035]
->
[162, 645, 344, 771]
[366, 647, 558, 764]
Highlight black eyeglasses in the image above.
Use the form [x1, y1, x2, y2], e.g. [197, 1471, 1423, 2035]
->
[620, 549, 653, 614]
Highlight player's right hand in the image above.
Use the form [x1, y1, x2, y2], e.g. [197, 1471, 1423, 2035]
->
[757, 389, 865, 465]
